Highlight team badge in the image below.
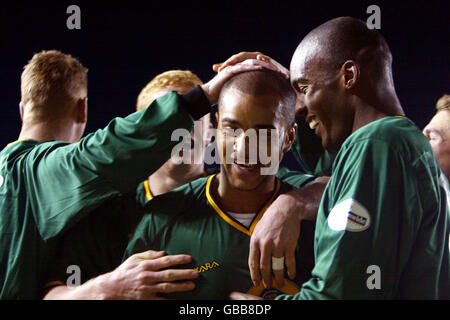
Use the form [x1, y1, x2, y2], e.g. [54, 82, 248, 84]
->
[327, 198, 371, 232]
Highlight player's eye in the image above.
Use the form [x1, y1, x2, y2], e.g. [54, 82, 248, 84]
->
[298, 85, 308, 94]
[222, 127, 240, 137]
[429, 131, 441, 141]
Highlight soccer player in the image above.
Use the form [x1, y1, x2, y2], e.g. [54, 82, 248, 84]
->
[124, 69, 328, 299]
[423, 94, 450, 181]
[0, 50, 265, 299]
[229, 17, 450, 299]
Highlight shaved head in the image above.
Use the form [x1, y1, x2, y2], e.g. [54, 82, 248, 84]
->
[218, 69, 296, 128]
[289, 17, 403, 151]
[291, 17, 393, 85]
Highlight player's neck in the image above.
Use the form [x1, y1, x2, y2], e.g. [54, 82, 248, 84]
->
[212, 172, 277, 214]
[18, 121, 78, 143]
[352, 95, 404, 134]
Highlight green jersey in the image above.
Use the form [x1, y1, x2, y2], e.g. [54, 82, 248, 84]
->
[278, 117, 450, 300]
[0, 87, 210, 299]
[43, 183, 149, 289]
[124, 173, 316, 300]
[43, 171, 314, 293]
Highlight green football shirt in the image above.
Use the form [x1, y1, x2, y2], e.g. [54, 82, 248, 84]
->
[43, 183, 149, 289]
[124, 173, 316, 300]
[278, 116, 450, 300]
[43, 170, 315, 294]
[0, 88, 210, 299]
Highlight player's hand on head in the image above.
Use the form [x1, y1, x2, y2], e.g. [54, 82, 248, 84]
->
[249, 193, 301, 289]
[201, 60, 266, 105]
[212, 51, 290, 79]
[97, 250, 199, 300]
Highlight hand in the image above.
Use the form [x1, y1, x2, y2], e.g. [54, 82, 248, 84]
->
[96, 250, 199, 300]
[229, 291, 263, 300]
[248, 176, 329, 289]
[201, 59, 277, 105]
[212, 51, 290, 79]
[249, 192, 302, 289]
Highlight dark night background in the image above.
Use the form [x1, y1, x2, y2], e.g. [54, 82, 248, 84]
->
[0, 0, 448, 148]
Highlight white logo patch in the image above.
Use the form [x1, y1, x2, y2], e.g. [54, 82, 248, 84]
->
[328, 199, 371, 232]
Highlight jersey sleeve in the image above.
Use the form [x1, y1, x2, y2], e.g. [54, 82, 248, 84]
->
[24, 88, 210, 239]
[278, 138, 421, 299]
[276, 166, 317, 189]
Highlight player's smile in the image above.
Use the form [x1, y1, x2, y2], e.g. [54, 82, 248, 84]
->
[217, 90, 285, 191]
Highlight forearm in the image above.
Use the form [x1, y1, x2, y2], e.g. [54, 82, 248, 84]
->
[43, 277, 104, 300]
[285, 176, 329, 221]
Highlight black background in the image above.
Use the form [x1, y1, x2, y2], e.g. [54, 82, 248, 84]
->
[1, 0, 449, 147]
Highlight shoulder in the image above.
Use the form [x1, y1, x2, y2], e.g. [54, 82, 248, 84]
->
[1, 140, 70, 169]
[143, 175, 210, 214]
[340, 117, 432, 163]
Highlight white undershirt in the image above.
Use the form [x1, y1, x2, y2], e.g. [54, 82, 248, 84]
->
[227, 212, 257, 228]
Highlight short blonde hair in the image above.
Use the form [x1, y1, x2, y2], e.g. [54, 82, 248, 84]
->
[436, 94, 450, 112]
[21, 50, 88, 123]
[136, 70, 202, 110]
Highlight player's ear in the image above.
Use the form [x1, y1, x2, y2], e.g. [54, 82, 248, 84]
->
[75, 97, 88, 124]
[19, 102, 24, 121]
[340, 60, 360, 90]
[282, 122, 297, 154]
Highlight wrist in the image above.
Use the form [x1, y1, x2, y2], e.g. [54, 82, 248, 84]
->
[90, 273, 115, 300]
[200, 83, 213, 105]
[278, 192, 305, 222]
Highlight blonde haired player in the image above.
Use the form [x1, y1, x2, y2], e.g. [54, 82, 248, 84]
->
[137, 70, 214, 198]
[19, 50, 88, 142]
[137, 70, 203, 110]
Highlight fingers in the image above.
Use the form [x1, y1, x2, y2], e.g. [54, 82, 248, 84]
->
[133, 250, 166, 260]
[212, 51, 290, 80]
[229, 291, 263, 300]
[154, 280, 196, 294]
[217, 51, 265, 72]
[141, 254, 193, 271]
[138, 281, 196, 299]
[285, 247, 297, 280]
[272, 251, 285, 289]
[259, 241, 273, 289]
[158, 269, 199, 282]
[248, 239, 261, 287]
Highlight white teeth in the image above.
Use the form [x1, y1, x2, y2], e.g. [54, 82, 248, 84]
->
[309, 119, 319, 130]
[235, 161, 257, 168]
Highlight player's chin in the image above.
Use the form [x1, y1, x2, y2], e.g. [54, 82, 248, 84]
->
[227, 165, 267, 191]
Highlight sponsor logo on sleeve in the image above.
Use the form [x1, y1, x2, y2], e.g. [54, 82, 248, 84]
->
[328, 198, 371, 232]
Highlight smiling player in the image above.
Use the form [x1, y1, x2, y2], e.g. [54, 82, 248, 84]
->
[124, 69, 324, 299]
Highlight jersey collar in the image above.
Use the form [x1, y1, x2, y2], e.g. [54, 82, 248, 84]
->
[205, 174, 281, 236]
